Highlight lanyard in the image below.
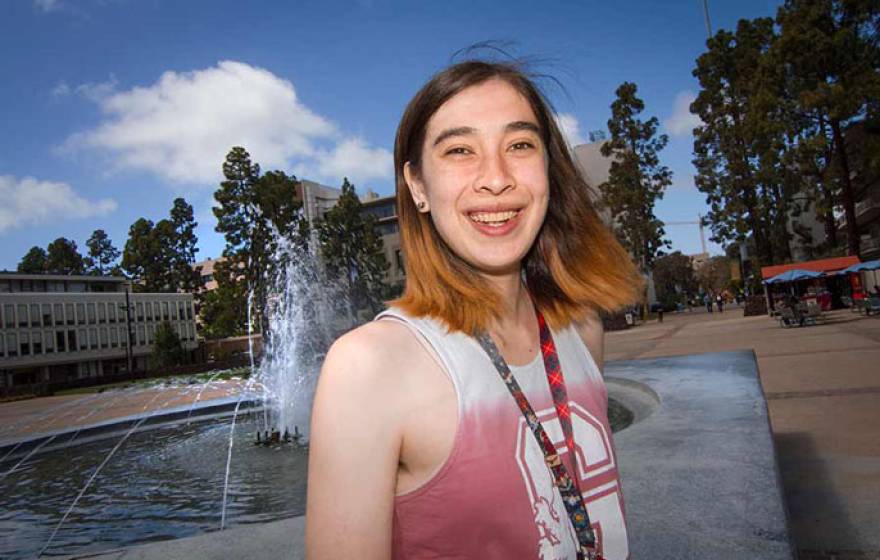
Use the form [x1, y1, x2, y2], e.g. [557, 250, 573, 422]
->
[476, 310, 603, 560]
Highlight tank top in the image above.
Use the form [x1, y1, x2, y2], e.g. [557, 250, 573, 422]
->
[376, 308, 630, 560]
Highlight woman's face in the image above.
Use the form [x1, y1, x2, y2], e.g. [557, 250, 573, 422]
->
[405, 79, 550, 277]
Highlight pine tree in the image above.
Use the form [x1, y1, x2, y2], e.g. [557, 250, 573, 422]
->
[18, 246, 48, 273]
[691, 18, 794, 274]
[774, 0, 880, 257]
[213, 146, 304, 332]
[316, 178, 390, 320]
[84, 229, 121, 276]
[45, 238, 85, 275]
[169, 198, 201, 292]
[599, 82, 672, 273]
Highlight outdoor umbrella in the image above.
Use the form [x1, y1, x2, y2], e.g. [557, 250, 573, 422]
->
[836, 260, 880, 275]
[764, 269, 824, 284]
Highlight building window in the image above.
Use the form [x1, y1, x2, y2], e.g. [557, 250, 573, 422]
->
[108, 304, 117, 323]
[146, 324, 154, 345]
[69, 330, 78, 352]
[18, 304, 28, 327]
[44, 331, 54, 353]
[120, 327, 128, 348]
[66, 303, 74, 325]
[137, 326, 146, 346]
[98, 303, 106, 324]
[78, 329, 87, 351]
[171, 302, 179, 320]
[3, 304, 13, 328]
[110, 328, 119, 348]
[42, 304, 53, 326]
[0, 335, 5, 358]
[87, 303, 97, 325]
[137, 302, 144, 322]
[89, 328, 98, 350]
[162, 302, 169, 321]
[100, 328, 108, 349]
[76, 303, 86, 325]
[146, 302, 153, 321]
[54, 303, 64, 326]
[57, 330, 67, 352]
[20, 333, 30, 356]
[6, 334, 17, 357]
[32, 331, 42, 354]
[186, 303, 193, 320]
[30, 304, 40, 327]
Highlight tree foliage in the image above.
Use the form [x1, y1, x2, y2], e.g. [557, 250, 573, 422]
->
[18, 246, 48, 273]
[84, 229, 121, 276]
[653, 252, 698, 303]
[696, 256, 733, 295]
[150, 320, 185, 369]
[199, 259, 249, 339]
[316, 178, 390, 319]
[213, 147, 305, 332]
[45, 237, 85, 275]
[774, 0, 880, 257]
[691, 1, 880, 269]
[121, 198, 200, 292]
[599, 82, 671, 272]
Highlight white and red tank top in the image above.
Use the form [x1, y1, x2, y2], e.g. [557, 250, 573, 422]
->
[377, 308, 630, 560]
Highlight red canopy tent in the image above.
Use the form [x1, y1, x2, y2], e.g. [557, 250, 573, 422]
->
[760, 256, 861, 280]
[761, 256, 862, 311]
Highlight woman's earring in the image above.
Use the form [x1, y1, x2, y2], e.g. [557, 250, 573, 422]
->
[417, 201, 427, 211]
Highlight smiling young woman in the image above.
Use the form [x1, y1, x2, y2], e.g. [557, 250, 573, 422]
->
[306, 60, 641, 560]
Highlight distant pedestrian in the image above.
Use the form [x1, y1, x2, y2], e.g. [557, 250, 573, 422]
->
[704, 294, 713, 313]
[716, 294, 724, 313]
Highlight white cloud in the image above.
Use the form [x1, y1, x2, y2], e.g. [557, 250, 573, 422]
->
[53, 76, 118, 101]
[555, 113, 586, 147]
[313, 138, 393, 185]
[0, 175, 117, 233]
[664, 91, 703, 137]
[34, 0, 60, 12]
[64, 61, 390, 188]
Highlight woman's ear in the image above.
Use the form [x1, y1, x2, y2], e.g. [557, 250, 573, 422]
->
[404, 162, 430, 212]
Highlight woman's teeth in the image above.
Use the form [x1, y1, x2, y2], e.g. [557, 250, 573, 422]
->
[469, 210, 519, 225]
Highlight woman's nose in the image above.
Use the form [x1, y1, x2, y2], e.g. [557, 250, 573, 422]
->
[476, 150, 514, 195]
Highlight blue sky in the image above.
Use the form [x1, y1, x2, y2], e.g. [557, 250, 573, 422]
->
[0, 0, 785, 270]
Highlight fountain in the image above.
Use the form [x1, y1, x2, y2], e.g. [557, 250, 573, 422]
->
[0, 231, 642, 559]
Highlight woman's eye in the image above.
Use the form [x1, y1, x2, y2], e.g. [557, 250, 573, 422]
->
[445, 147, 471, 156]
[510, 141, 535, 151]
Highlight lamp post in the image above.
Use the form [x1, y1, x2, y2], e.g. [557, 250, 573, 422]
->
[123, 283, 134, 375]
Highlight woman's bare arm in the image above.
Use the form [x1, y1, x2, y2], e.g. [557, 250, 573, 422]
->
[305, 322, 406, 559]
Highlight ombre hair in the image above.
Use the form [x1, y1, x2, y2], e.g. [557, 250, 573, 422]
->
[390, 60, 642, 334]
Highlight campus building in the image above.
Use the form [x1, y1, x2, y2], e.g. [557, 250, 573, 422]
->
[0, 273, 198, 391]
[360, 190, 406, 287]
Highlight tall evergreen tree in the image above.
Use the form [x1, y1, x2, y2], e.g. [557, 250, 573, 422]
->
[691, 18, 795, 274]
[599, 82, 672, 273]
[168, 197, 201, 292]
[18, 246, 48, 273]
[84, 229, 121, 276]
[213, 146, 304, 332]
[122, 218, 171, 291]
[316, 178, 390, 320]
[45, 237, 85, 275]
[774, 0, 880, 257]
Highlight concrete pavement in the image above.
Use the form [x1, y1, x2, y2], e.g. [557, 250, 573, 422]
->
[605, 306, 880, 559]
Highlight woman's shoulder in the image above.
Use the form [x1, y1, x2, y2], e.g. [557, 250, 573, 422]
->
[320, 317, 436, 403]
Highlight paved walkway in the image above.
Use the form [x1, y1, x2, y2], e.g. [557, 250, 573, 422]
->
[605, 306, 880, 559]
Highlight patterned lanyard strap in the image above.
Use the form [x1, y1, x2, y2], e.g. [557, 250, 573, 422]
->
[476, 310, 603, 560]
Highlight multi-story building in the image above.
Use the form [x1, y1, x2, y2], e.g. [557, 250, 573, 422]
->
[297, 179, 343, 226]
[0, 273, 198, 390]
[361, 190, 405, 286]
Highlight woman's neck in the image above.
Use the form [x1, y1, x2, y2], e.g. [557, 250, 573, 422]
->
[483, 270, 533, 333]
